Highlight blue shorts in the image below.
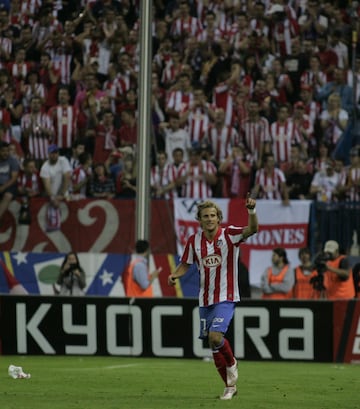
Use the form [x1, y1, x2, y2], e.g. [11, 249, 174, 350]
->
[198, 301, 236, 340]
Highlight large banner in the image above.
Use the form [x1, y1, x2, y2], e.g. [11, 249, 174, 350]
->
[0, 198, 176, 254]
[174, 199, 312, 287]
[0, 252, 177, 297]
[0, 295, 333, 362]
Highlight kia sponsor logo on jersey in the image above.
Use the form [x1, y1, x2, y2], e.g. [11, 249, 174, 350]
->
[202, 254, 222, 268]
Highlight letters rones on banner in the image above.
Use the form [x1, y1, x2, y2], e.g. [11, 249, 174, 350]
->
[174, 199, 312, 286]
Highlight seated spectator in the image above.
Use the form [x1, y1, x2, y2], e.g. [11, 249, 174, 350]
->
[0, 141, 20, 225]
[90, 163, 116, 199]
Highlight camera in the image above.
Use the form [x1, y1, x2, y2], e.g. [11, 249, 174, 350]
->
[69, 263, 78, 270]
[309, 252, 332, 291]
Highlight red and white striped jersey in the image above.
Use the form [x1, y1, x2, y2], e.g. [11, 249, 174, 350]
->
[71, 165, 90, 197]
[150, 163, 178, 199]
[304, 100, 321, 125]
[20, 0, 42, 25]
[8, 61, 32, 80]
[271, 18, 299, 57]
[239, 117, 271, 159]
[186, 106, 211, 144]
[212, 83, 235, 126]
[178, 159, 217, 198]
[181, 226, 245, 306]
[170, 16, 203, 38]
[270, 119, 302, 164]
[208, 125, 238, 163]
[166, 90, 194, 113]
[21, 112, 54, 160]
[254, 167, 286, 200]
[48, 49, 73, 85]
[48, 104, 79, 149]
[22, 83, 46, 112]
[17, 170, 42, 196]
[300, 70, 327, 93]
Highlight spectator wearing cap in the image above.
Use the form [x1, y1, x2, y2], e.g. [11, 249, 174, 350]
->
[176, 146, 217, 199]
[322, 240, 355, 300]
[40, 144, 72, 206]
[344, 146, 360, 202]
[0, 141, 19, 225]
[20, 95, 54, 167]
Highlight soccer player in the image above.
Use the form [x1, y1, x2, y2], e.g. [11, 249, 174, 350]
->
[168, 194, 258, 400]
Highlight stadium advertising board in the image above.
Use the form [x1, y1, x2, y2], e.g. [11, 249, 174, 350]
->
[0, 296, 335, 362]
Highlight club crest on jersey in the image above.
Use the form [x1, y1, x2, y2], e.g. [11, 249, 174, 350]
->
[202, 254, 222, 268]
[216, 239, 223, 247]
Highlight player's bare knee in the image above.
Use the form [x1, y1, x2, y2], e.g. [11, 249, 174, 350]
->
[208, 331, 223, 348]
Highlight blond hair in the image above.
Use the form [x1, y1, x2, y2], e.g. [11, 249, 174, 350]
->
[196, 201, 223, 222]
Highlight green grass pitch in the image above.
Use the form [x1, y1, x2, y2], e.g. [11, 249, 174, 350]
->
[0, 356, 358, 409]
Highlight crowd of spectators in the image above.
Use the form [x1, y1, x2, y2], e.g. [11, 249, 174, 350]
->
[0, 0, 360, 227]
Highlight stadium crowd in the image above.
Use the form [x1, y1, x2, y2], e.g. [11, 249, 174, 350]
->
[0, 0, 360, 227]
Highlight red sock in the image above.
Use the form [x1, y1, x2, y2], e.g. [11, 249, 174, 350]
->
[212, 350, 227, 385]
[218, 338, 235, 367]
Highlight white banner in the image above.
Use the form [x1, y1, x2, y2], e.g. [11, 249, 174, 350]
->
[174, 199, 312, 286]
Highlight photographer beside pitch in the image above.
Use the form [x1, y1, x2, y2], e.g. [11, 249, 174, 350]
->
[57, 252, 86, 296]
[168, 194, 258, 401]
[320, 240, 355, 300]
